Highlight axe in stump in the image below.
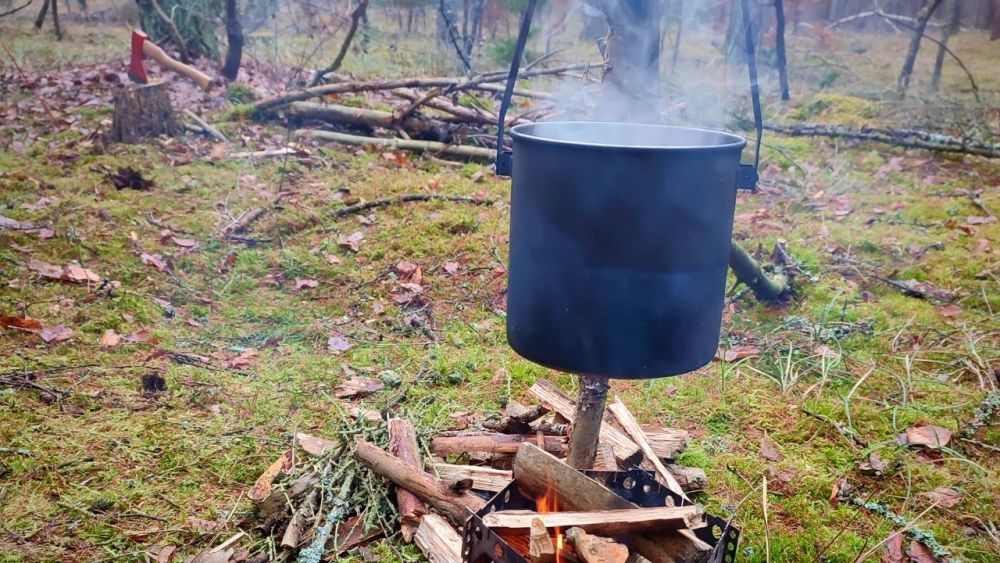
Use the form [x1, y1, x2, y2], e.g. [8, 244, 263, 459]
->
[128, 30, 213, 91]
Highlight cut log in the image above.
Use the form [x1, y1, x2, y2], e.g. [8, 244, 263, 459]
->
[389, 418, 428, 542]
[644, 429, 689, 461]
[513, 444, 712, 563]
[111, 82, 180, 143]
[481, 506, 705, 535]
[608, 398, 686, 500]
[529, 380, 641, 463]
[427, 463, 512, 493]
[414, 513, 463, 563]
[431, 433, 567, 456]
[593, 444, 618, 471]
[354, 439, 484, 526]
[565, 527, 629, 563]
[529, 518, 556, 563]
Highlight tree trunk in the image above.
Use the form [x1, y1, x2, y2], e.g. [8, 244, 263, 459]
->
[990, 0, 999, 39]
[598, 0, 665, 122]
[50, 0, 61, 39]
[896, 0, 945, 98]
[565, 376, 610, 469]
[930, 0, 960, 91]
[34, 0, 49, 30]
[221, 0, 244, 81]
[111, 82, 180, 143]
[670, 0, 683, 73]
[775, 0, 790, 100]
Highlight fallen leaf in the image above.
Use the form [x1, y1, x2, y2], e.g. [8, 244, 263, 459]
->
[248, 449, 294, 501]
[814, 344, 840, 359]
[21, 196, 59, 211]
[226, 349, 257, 369]
[63, 264, 101, 283]
[0, 316, 43, 332]
[937, 304, 961, 318]
[39, 326, 73, 344]
[859, 451, 888, 475]
[338, 231, 364, 252]
[443, 261, 460, 274]
[907, 541, 938, 563]
[123, 331, 152, 344]
[327, 332, 353, 353]
[829, 477, 846, 507]
[141, 253, 169, 273]
[171, 237, 200, 250]
[721, 345, 759, 362]
[107, 166, 154, 190]
[919, 486, 960, 508]
[187, 517, 224, 534]
[37, 228, 54, 240]
[334, 376, 384, 399]
[296, 432, 338, 456]
[394, 261, 422, 284]
[100, 329, 121, 346]
[882, 532, 904, 563]
[904, 425, 952, 449]
[759, 434, 784, 462]
[147, 544, 177, 563]
[323, 252, 342, 265]
[293, 278, 319, 290]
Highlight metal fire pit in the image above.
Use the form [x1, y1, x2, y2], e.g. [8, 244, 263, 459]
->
[461, 470, 739, 563]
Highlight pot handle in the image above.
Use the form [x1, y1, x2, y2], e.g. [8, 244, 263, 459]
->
[495, 0, 538, 177]
[496, 0, 763, 188]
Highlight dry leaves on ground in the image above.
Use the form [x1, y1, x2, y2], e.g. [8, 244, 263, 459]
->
[28, 259, 101, 283]
[334, 376, 384, 399]
[903, 425, 952, 449]
[296, 432, 338, 456]
[100, 329, 122, 347]
[293, 278, 319, 290]
[919, 486, 960, 508]
[759, 434, 784, 462]
[39, 326, 73, 344]
[0, 316, 43, 331]
[327, 332, 353, 353]
[338, 231, 365, 252]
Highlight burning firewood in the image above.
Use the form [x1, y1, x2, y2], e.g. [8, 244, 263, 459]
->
[565, 527, 629, 563]
[481, 505, 705, 535]
[529, 380, 641, 462]
[529, 518, 556, 563]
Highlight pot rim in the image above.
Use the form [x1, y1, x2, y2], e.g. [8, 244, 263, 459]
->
[509, 121, 748, 151]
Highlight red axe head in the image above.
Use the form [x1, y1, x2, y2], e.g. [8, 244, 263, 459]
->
[128, 30, 149, 84]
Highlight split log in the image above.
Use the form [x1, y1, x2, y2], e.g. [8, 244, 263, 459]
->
[481, 505, 705, 535]
[427, 463, 512, 493]
[389, 418, 428, 542]
[529, 380, 641, 463]
[644, 429, 689, 461]
[431, 433, 567, 456]
[592, 444, 618, 471]
[354, 439, 484, 526]
[529, 518, 556, 563]
[513, 444, 712, 563]
[565, 527, 629, 563]
[608, 398, 686, 500]
[298, 130, 494, 161]
[111, 83, 180, 143]
[414, 513, 463, 563]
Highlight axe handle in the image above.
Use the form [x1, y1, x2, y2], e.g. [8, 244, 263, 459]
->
[142, 41, 213, 91]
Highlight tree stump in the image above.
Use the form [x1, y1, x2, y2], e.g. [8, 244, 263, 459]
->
[111, 82, 179, 143]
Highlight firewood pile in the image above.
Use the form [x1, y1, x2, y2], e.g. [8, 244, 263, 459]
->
[248, 379, 735, 563]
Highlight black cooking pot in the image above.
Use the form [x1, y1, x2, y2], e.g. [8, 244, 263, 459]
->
[495, 0, 763, 379]
[505, 122, 747, 378]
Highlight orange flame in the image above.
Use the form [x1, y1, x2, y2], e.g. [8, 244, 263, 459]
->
[536, 485, 564, 563]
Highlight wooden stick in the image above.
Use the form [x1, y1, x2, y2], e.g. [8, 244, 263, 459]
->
[483, 402, 551, 434]
[529, 380, 641, 463]
[354, 439, 484, 526]
[482, 506, 704, 535]
[565, 527, 629, 563]
[529, 518, 556, 563]
[427, 463, 511, 493]
[607, 397, 686, 500]
[431, 433, 567, 456]
[513, 444, 711, 563]
[182, 110, 227, 142]
[298, 130, 494, 160]
[389, 418, 428, 542]
[414, 513, 463, 563]
[567, 376, 610, 469]
[332, 193, 496, 220]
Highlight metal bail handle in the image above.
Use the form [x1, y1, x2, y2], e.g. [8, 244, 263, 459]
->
[495, 0, 538, 177]
[496, 0, 763, 187]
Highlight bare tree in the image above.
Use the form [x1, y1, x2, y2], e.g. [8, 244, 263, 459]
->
[930, 0, 960, 91]
[896, 0, 944, 98]
[221, 0, 244, 81]
[775, 0, 790, 100]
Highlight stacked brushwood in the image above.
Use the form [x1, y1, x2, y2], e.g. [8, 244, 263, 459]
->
[247, 379, 714, 562]
[247, 63, 597, 161]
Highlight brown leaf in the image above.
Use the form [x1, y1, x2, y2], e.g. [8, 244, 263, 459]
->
[293, 278, 319, 290]
[882, 532, 904, 563]
[171, 237, 200, 250]
[759, 434, 784, 462]
[859, 451, 888, 476]
[338, 231, 364, 252]
[394, 261, 422, 284]
[147, 544, 177, 563]
[100, 329, 122, 347]
[123, 331, 152, 344]
[323, 252, 342, 265]
[21, 196, 59, 211]
[829, 477, 845, 508]
[721, 345, 760, 362]
[141, 253, 169, 273]
[248, 449, 294, 501]
[296, 432, 338, 456]
[327, 332, 353, 353]
[39, 326, 73, 344]
[0, 316, 43, 332]
[904, 425, 952, 449]
[919, 486, 960, 508]
[334, 376, 384, 399]
[907, 541, 938, 563]
[443, 261, 460, 275]
[226, 349, 257, 369]
[937, 304, 961, 318]
[63, 264, 101, 283]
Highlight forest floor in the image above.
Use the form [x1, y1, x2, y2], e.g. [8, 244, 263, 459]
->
[1, 14, 999, 563]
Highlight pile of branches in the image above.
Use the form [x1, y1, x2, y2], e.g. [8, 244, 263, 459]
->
[248, 62, 597, 161]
